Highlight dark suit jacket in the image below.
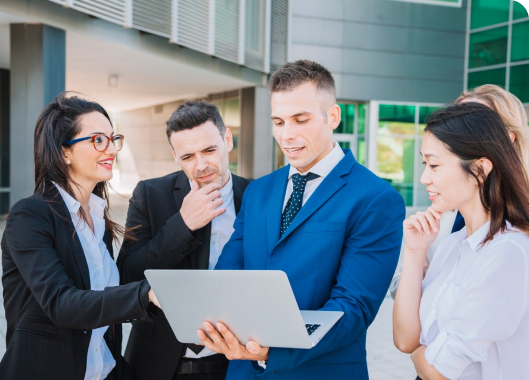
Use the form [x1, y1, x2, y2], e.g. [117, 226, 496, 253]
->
[0, 185, 152, 380]
[117, 171, 250, 380]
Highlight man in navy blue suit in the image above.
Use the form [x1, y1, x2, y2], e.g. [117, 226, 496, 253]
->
[197, 60, 406, 379]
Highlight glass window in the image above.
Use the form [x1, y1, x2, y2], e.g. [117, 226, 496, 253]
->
[377, 137, 415, 206]
[513, 1, 529, 20]
[418, 106, 442, 136]
[357, 137, 366, 166]
[511, 21, 529, 63]
[468, 67, 507, 89]
[509, 64, 529, 103]
[340, 141, 351, 149]
[212, 98, 241, 174]
[358, 103, 366, 134]
[378, 105, 416, 136]
[335, 104, 355, 134]
[415, 138, 431, 207]
[469, 27, 508, 69]
[470, 0, 510, 30]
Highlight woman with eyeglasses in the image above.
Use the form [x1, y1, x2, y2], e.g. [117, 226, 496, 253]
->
[0, 92, 160, 380]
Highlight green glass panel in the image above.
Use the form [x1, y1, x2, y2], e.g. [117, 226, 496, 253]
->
[510, 64, 529, 103]
[468, 67, 506, 89]
[512, 21, 529, 62]
[418, 106, 442, 136]
[378, 104, 416, 136]
[470, 0, 510, 30]
[357, 137, 366, 166]
[469, 27, 508, 69]
[513, 1, 529, 20]
[340, 141, 351, 149]
[335, 103, 354, 134]
[377, 137, 415, 206]
[416, 137, 431, 207]
[358, 103, 366, 134]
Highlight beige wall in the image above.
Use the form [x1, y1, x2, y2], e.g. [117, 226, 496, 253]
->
[114, 101, 183, 192]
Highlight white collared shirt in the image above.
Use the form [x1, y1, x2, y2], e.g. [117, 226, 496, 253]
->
[54, 184, 119, 380]
[282, 142, 345, 211]
[420, 221, 529, 380]
[184, 173, 236, 359]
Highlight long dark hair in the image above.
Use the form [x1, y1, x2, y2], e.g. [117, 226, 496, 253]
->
[34, 92, 124, 241]
[425, 102, 529, 243]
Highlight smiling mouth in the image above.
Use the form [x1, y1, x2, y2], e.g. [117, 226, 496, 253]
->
[98, 160, 113, 168]
[284, 147, 304, 154]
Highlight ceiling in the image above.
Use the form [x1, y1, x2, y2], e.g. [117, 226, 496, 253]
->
[0, 10, 255, 112]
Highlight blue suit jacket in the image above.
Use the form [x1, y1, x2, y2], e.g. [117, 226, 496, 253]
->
[216, 150, 405, 379]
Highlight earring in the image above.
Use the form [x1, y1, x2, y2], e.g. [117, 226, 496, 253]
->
[66, 160, 71, 165]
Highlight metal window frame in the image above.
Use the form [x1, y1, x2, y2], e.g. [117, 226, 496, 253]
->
[387, 0, 462, 7]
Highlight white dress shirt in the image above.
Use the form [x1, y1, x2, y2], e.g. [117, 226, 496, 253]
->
[184, 173, 236, 359]
[54, 184, 119, 380]
[282, 142, 345, 211]
[420, 221, 529, 380]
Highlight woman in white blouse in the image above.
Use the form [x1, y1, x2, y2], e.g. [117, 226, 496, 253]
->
[393, 102, 529, 380]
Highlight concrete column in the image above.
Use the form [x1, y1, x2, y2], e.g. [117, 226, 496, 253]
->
[0, 69, 9, 214]
[239, 87, 273, 179]
[10, 24, 65, 206]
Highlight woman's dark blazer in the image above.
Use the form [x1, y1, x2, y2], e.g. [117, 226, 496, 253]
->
[0, 185, 152, 380]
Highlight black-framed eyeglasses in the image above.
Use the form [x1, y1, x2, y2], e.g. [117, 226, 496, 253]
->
[63, 133, 124, 152]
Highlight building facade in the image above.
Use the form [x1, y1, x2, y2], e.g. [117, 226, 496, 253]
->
[0, 0, 528, 215]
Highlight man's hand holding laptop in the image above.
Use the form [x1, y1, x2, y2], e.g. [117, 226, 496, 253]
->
[197, 322, 269, 362]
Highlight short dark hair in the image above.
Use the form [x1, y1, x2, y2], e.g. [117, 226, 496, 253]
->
[166, 100, 225, 142]
[268, 60, 336, 100]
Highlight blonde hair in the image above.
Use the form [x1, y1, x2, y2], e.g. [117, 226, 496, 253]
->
[455, 85, 529, 173]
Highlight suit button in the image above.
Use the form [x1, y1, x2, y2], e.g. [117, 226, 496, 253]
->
[83, 331, 87, 334]
[140, 317, 145, 320]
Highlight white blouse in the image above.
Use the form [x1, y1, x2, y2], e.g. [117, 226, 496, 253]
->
[419, 221, 529, 380]
[55, 184, 120, 380]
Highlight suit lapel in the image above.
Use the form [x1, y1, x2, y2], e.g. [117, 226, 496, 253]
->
[266, 167, 290, 252]
[44, 186, 91, 290]
[232, 175, 246, 215]
[275, 152, 355, 247]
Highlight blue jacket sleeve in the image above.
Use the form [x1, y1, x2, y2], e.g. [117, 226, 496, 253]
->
[215, 181, 253, 270]
[259, 189, 405, 374]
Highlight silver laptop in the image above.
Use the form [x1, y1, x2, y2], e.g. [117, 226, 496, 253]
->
[144, 270, 343, 349]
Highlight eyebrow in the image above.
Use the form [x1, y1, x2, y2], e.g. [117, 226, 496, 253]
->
[271, 111, 312, 120]
[179, 145, 217, 159]
[421, 153, 439, 159]
[89, 132, 115, 136]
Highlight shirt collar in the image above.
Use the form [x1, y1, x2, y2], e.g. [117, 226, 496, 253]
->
[53, 182, 107, 217]
[288, 142, 345, 179]
[465, 221, 491, 251]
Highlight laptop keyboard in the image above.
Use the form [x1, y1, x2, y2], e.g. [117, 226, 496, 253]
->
[305, 324, 321, 336]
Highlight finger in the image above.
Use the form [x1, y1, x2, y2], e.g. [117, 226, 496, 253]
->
[427, 206, 442, 220]
[423, 211, 439, 233]
[206, 190, 222, 201]
[211, 198, 224, 209]
[200, 182, 221, 194]
[212, 208, 226, 218]
[416, 214, 432, 235]
[216, 323, 243, 352]
[410, 219, 424, 234]
[246, 341, 266, 356]
[203, 322, 229, 350]
[191, 180, 200, 192]
[197, 330, 221, 353]
[403, 215, 418, 230]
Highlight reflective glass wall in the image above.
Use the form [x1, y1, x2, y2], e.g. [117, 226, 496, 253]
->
[376, 104, 441, 207]
[467, 0, 529, 104]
